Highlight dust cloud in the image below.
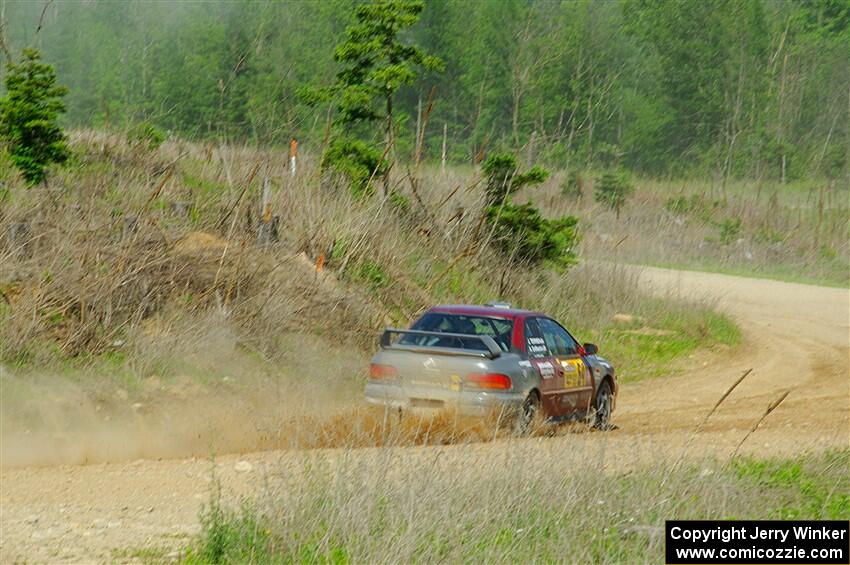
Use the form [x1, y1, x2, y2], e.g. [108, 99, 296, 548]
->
[1, 329, 370, 467]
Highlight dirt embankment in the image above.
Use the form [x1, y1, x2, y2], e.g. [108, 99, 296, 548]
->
[0, 267, 848, 563]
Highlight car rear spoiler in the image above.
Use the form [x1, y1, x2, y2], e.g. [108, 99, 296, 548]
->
[380, 328, 503, 359]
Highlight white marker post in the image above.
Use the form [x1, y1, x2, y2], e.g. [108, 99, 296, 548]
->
[289, 138, 297, 177]
[441, 123, 447, 175]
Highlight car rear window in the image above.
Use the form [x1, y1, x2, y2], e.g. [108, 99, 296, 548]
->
[401, 313, 514, 352]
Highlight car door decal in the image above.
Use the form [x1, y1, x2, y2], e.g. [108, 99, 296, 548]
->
[559, 358, 587, 388]
[537, 361, 555, 379]
[527, 336, 548, 356]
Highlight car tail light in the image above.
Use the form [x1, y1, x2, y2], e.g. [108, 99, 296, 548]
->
[369, 363, 398, 380]
[465, 373, 512, 390]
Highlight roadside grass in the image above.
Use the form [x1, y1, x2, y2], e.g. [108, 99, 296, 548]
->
[730, 451, 850, 520]
[172, 449, 849, 564]
[1, 131, 741, 464]
[530, 172, 848, 290]
[0, 130, 739, 388]
[589, 307, 741, 383]
[630, 258, 849, 289]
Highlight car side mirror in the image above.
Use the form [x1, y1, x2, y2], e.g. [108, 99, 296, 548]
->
[583, 343, 598, 355]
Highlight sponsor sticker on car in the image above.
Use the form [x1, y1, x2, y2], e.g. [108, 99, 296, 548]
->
[537, 361, 555, 378]
[560, 359, 586, 388]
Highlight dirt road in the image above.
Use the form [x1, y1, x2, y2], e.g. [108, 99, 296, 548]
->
[618, 267, 848, 448]
[1, 267, 848, 563]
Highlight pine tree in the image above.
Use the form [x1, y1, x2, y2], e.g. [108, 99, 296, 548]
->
[482, 151, 578, 269]
[0, 48, 70, 185]
[594, 171, 634, 220]
[482, 152, 548, 205]
[318, 0, 443, 195]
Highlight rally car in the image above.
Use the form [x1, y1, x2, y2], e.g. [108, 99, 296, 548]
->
[365, 303, 617, 430]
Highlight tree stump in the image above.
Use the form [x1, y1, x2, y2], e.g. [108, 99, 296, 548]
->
[256, 215, 279, 246]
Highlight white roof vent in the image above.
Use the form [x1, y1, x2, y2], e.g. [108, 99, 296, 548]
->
[485, 301, 512, 309]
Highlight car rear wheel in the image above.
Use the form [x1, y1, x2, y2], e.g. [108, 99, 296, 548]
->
[594, 381, 613, 430]
[515, 391, 540, 435]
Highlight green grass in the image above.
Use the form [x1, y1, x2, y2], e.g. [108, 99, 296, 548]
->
[351, 260, 390, 290]
[573, 302, 740, 383]
[731, 451, 850, 520]
[170, 449, 848, 564]
[112, 546, 175, 563]
[182, 170, 229, 197]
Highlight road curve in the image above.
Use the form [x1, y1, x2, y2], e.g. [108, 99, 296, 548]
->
[616, 267, 849, 452]
[1, 267, 848, 562]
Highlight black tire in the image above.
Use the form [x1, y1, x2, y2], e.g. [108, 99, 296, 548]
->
[594, 381, 614, 430]
[515, 391, 540, 435]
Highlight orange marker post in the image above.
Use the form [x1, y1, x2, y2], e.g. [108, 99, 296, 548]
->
[289, 138, 297, 177]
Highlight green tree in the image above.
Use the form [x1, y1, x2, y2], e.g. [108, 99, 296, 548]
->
[320, 137, 387, 198]
[594, 171, 633, 219]
[321, 0, 443, 194]
[482, 151, 578, 269]
[0, 48, 70, 185]
[623, 0, 731, 159]
[560, 170, 584, 201]
[486, 202, 579, 269]
[482, 152, 548, 205]
[3, 0, 846, 181]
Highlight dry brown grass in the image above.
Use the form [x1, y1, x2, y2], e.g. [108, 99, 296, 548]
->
[276, 405, 564, 450]
[183, 440, 849, 564]
[526, 172, 849, 286]
[0, 130, 738, 466]
[1, 129, 729, 368]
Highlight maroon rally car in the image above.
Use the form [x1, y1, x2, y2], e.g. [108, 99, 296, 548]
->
[365, 303, 617, 429]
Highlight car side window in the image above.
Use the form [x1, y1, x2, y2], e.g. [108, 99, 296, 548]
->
[524, 318, 549, 359]
[538, 318, 579, 356]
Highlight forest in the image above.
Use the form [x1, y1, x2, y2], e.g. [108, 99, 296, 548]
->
[2, 0, 848, 182]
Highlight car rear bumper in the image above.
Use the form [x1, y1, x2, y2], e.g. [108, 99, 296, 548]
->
[364, 382, 526, 417]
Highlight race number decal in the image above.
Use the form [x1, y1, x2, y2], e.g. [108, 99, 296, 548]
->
[560, 359, 586, 388]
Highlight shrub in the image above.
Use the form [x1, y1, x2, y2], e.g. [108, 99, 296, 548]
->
[486, 202, 579, 269]
[482, 152, 548, 204]
[717, 217, 743, 245]
[322, 136, 388, 197]
[664, 193, 726, 224]
[127, 121, 166, 150]
[560, 170, 584, 201]
[0, 48, 69, 185]
[594, 171, 633, 219]
[664, 195, 692, 216]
